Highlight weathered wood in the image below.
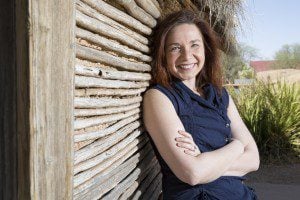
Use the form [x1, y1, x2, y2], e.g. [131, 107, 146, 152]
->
[81, 0, 152, 35]
[74, 122, 142, 164]
[120, 162, 160, 200]
[115, 0, 156, 27]
[76, 1, 149, 45]
[131, 163, 162, 200]
[74, 135, 148, 187]
[76, 10, 149, 53]
[150, 180, 163, 200]
[75, 103, 140, 117]
[75, 64, 151, 81]
[91, 150, 155, 199]
[74, 96, 142, 108]
[75, 149, 155, 199]
[135, 0, 161, 18]
[74, 113, 140, 142]
[141, 173, 163, 200]
[74, 127, 144, 174]
[76, 44, 151, 72]
[83, 87, 147, 96]
[74, 108, 140, 130]
[76, 28, 151, 62]
[75, 75, 149, 89]
[102, 157, 158, 200]
[73, 143, 153, 199]
[9, 0, 75, 199]
[150, 0, 160, 10]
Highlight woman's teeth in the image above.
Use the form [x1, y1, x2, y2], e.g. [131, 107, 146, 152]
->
[178, 64, 194, 69]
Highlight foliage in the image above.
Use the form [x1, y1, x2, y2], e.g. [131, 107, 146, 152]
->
[273, 43, 300, 69]
[229, 81, 300, 162]
[238, 65, 255, 79]
[222, 43, 259, 83]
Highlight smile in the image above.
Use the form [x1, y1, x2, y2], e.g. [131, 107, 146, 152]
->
[177, 63, 196, 70]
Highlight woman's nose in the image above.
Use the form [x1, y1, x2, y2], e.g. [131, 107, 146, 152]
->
[181, 47, 192, 60]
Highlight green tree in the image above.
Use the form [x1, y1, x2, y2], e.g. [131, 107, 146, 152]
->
[273, 43, 300, 69]
[222, 43, 259, 83]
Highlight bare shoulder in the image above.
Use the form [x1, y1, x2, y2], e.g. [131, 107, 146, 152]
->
[143, 88, 174, 111]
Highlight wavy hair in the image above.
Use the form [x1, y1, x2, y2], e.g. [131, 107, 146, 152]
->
[151, 10, 223, 94]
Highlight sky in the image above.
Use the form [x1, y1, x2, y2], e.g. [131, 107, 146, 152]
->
[237, 0, 300, 60]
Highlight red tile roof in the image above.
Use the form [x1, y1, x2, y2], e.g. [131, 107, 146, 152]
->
[250, 60, 275, 72]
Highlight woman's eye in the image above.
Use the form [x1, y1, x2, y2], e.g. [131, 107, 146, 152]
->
[192, 43, 199, 48]
[170, 46, 180, 52]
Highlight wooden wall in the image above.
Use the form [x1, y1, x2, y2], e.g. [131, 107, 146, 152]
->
[73, 0, 162, 199]
[1, 0, 164, 199]
[1, 0, 74, 199]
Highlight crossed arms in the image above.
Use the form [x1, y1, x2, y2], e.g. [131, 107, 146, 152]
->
[143, 89, 260, 186]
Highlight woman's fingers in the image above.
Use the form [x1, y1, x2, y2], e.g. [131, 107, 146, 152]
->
[176, 130, 201, 156]
[176, 141, 196, 151]
[178, 130, 192, 138]
[175, 136, 193, 144]
[183, 149, 199, 156]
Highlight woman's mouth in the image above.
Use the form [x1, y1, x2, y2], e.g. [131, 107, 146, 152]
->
[177, 63, 196, 70]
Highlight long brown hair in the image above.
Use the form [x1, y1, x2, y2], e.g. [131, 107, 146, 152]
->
[151, 10, 223, 93]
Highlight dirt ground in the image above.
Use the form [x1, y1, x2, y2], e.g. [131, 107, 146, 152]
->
[246, 162, 300, 185]
[244, 161, 300, 200]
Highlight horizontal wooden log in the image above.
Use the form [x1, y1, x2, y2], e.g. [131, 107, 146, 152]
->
[102, 157, 156, 200]
[76, 10, 149, 53]
[81, 0, 152, 35]
[74, 114, 139, 142]
[75, 64, 151, 81]
[130, 163, 161, 200]
[75, 75, 149, 89]
[74, 129, 146, 174]
[101, 152, 157, 200]
[74, 134, 148, 187]
[150, 0, 160, 10]
[74, 121, 142, 164]
[74, 129, 143, 174]
[141, 173, 162, 200]
[78, 149, 155, 200]
[115, 0, 156, 27]
[73, 143, 153, 199]
[76, 44, 151, 72]
[76, 0, 148, 45]
[83, 87, 147, 96]
[151, 180, 163, 200]
[74, 96, 142, 108]
[135, 0, 161, 18]
[74, 103, 140, 117]
[75, 106, 139, 130]
[76, 27, 151, 62]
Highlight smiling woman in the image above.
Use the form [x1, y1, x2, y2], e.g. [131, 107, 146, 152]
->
[143, 10, 260, 200]
[165, 24, 205, 91]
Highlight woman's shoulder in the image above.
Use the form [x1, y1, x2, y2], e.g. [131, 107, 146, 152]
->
[144, 83, 179, 113]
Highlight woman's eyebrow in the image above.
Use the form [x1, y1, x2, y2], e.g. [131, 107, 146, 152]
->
[166, 43, 180, 47]
[190, 39, 201, 43]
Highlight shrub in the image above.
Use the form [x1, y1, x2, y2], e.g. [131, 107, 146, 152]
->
[229, 81, 300, 162]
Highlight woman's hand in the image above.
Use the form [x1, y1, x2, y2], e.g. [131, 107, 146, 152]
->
[175, 130, 201, 157]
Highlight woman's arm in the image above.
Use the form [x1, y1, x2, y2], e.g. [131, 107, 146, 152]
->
[143, 89, 244, 185]
[223, 95, 260, 176]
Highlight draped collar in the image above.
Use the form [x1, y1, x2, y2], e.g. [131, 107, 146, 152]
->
[172, 80, 225, 111]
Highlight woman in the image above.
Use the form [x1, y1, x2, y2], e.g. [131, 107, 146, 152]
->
[143, 10, 260, 200]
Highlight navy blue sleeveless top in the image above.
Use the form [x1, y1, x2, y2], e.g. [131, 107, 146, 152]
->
[148, 80, 257, 200]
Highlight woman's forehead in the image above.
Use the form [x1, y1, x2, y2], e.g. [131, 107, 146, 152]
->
[166, 24, 203, 44]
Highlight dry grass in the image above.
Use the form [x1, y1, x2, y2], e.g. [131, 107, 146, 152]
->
[257, 69, 300, 84]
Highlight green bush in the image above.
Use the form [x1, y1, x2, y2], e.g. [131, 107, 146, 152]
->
[229, 81, 300, 162]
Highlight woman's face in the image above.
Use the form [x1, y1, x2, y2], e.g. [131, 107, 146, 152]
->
[165, 23, 205, 84]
